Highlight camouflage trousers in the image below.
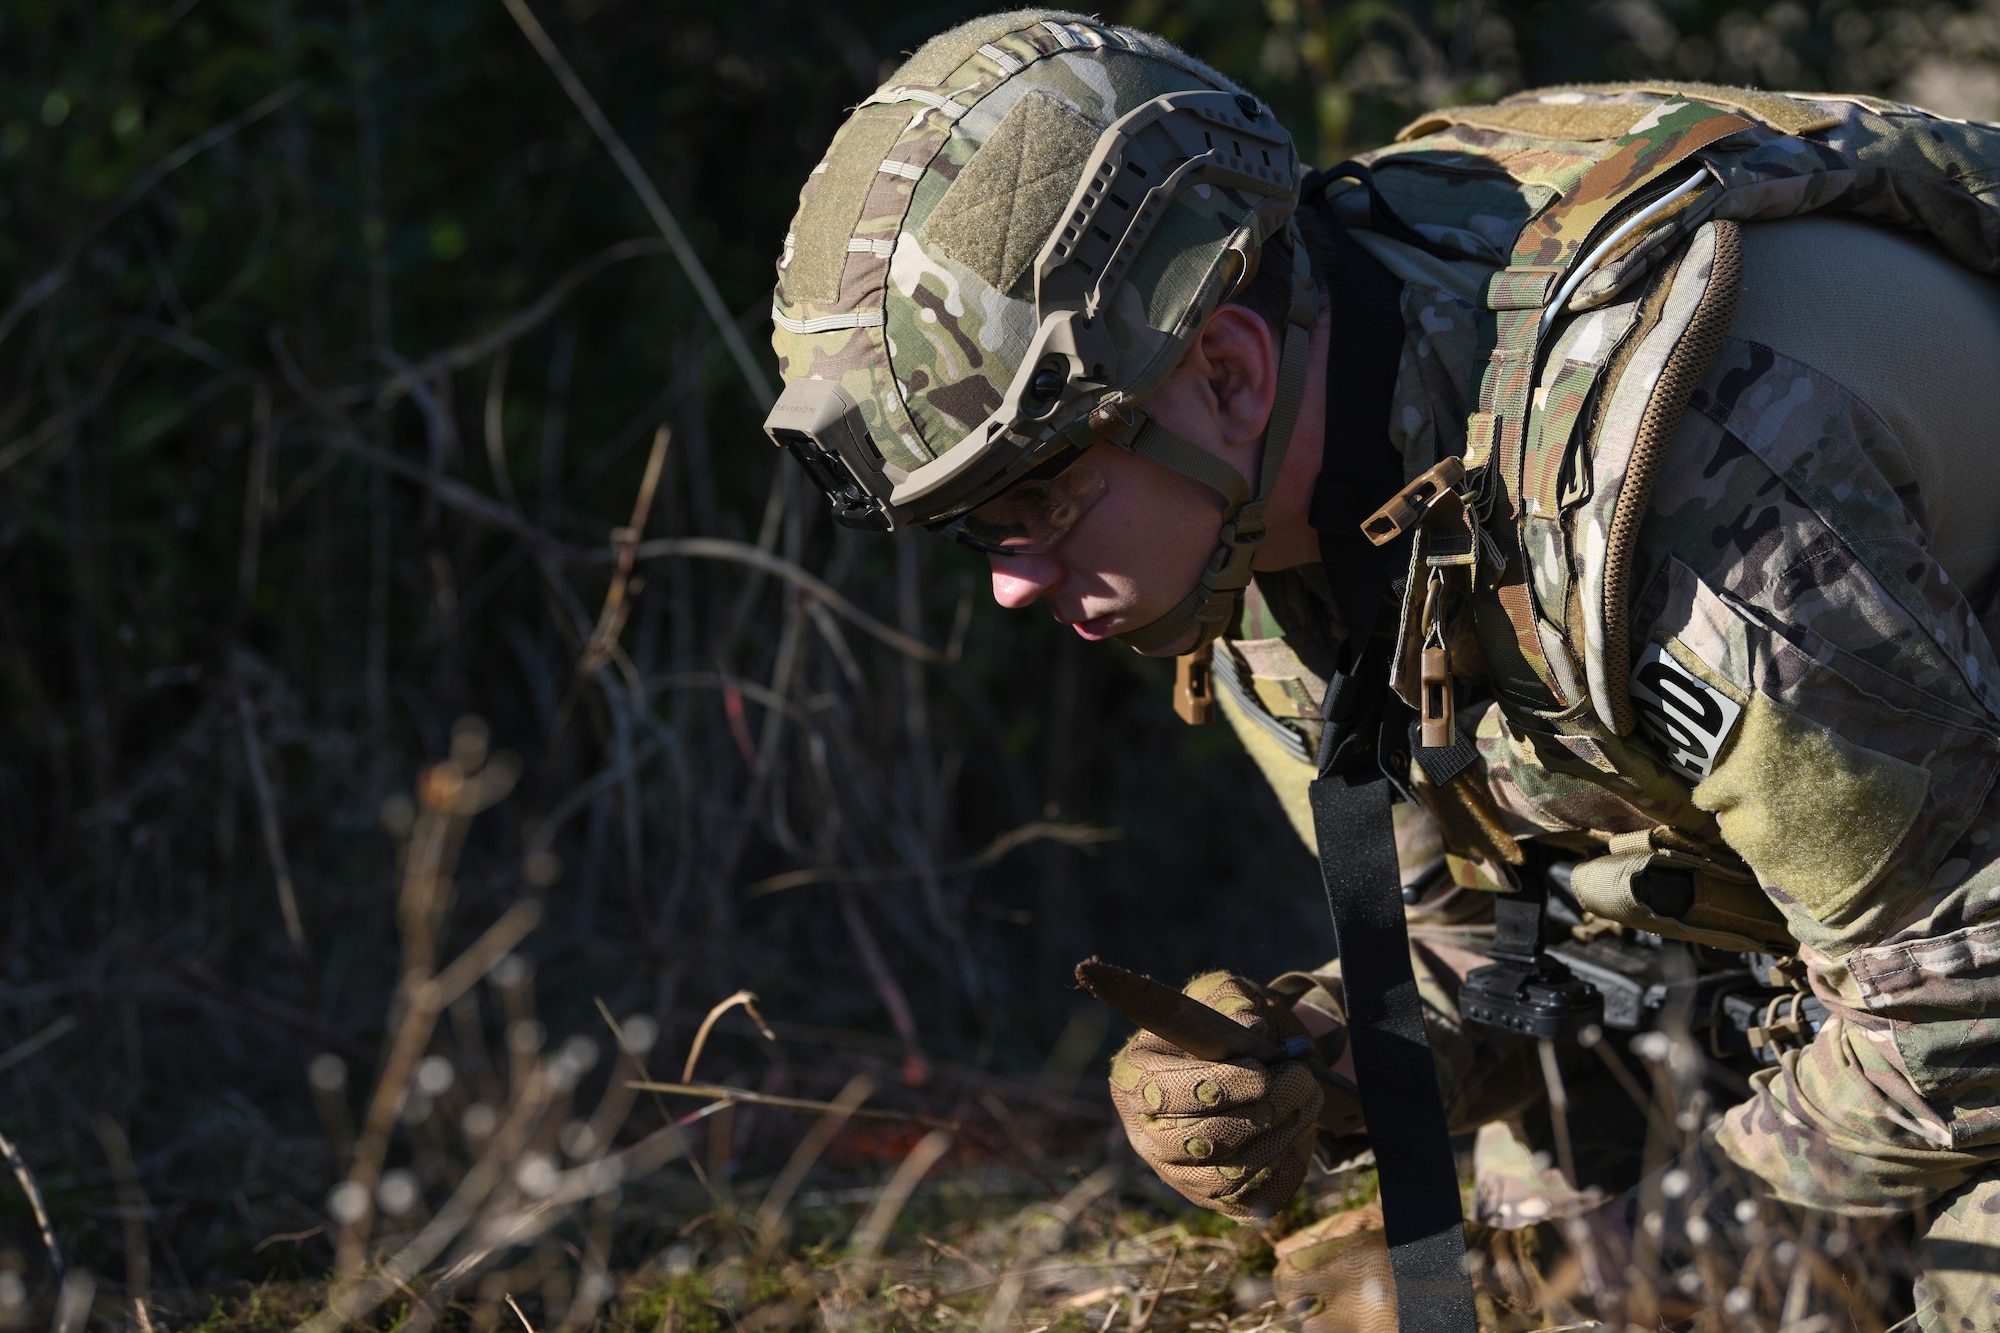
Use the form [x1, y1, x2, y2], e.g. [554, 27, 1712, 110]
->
[1302, 927, 2000, 1330]
[1914, 1177, 2000, 1333]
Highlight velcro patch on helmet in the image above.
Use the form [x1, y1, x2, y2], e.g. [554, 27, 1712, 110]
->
[890, 9, 1093, 87]
[784, 107, 908, 307]
[921, 89, 1101, 296]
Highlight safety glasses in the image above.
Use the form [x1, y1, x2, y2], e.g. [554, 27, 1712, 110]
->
[941, 460, 1108, 556]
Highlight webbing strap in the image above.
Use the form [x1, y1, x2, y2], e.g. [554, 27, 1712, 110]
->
[1116, 229, 1319, 655]
[1312, 222, 1412, 666]
[1308, 773, 1476, 1333]
[1260, 299, 1315, 499]
[1259, 231, 1319, 500]
[1128, 418, 1252, 509]
[1302, 195, 1476, 1333]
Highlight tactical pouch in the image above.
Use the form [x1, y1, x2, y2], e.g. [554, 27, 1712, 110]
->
[1569, 829, 1792, 953]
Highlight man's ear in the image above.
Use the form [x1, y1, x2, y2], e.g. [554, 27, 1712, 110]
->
[1184, 304, 1279, 453]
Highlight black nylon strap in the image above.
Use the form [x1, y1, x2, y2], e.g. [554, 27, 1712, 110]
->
[1308, 775, 1476, 1333]
[1409, 718, 1480, 788]
[1311, 222, 1412, 667]
[1302, 194, 1478, 1333]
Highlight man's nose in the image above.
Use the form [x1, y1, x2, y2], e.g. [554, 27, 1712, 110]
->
[988, 552, 1060, 609]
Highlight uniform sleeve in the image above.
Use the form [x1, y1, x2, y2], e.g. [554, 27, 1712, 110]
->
[1628, 337, 2000, 1213]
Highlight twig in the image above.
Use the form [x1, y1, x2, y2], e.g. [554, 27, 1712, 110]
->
[335, 898, 542, 1271]
[1780, 1209, 1821, 1329]
[754, 1074, 876, 1246]
[237, 382, 274, 605]
[921, 1234, 995, 1279]
[681, 989, 777, 1083]
[0, 1016, 76, 1076]
[645, 672, 831, 726]
[0, 1121, 63, 1278]
[91, 1115, 151, 1313]
[53, 1272, 94, 1333]
[748, 819, 1124, 896]
[1588, 1031, 1677, 1144]
[251, 1227, 323, 1253]
[388, 238, 673, 393]
[390, 1118, 699, 1333]
[546, 425, 672, 750]
[1047, 1165, 1122, 1231]
[237, 694, 309, 959]
[498, 0, 775, 408]
[1538, 1038, 1578, 1190]
[525, 737, 666, 858]
[231, 389, 942, 686]
[624, 1080, 960, 1131]
[174, 961, 375, 1064]
[840, 889, 932, 1087]
[0, 82, 304, 350]
[590, 1004, 734, 1222]
[0, 336, 137, 476]
[1130, 1243, 1181, 1333]
[268, 327, 588, 562]
[630, 537, 948, 661]
[977, 1168, 1123, 1332]
[849, 1129, 955, 1264]
[484, 346, 517, 508]
[304, 1052, 554, 1333]
[505, 1294, 539, 1333]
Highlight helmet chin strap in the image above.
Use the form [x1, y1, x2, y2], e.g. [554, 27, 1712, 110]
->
[1117, 231, 1320, 656]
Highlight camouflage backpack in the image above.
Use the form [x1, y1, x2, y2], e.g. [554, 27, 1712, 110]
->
[1342, 84, 2000, 948]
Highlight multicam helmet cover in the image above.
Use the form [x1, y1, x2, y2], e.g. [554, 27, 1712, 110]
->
[765, 11, 1308, 547]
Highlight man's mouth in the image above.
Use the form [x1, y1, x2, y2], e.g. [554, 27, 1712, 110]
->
[1061, 611, 1118, 641]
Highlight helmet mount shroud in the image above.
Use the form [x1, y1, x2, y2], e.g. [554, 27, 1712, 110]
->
[765, 13, 1319, 655]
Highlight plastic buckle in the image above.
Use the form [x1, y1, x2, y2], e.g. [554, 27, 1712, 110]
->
[1361, 456, 1467, 546]
[1461, 958, 1604, 1040]
[1219, 513, 1267, 548]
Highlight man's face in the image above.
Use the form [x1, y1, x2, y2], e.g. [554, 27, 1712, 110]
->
[982, 437, 1226, 654]
[964, 302, 1288, 655]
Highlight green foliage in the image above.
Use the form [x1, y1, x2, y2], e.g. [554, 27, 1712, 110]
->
[183, 1287, 324, 1333]
[613, 1271, 724, 1333]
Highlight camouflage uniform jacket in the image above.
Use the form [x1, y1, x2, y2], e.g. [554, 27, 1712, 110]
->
[1219, 83, 2000, 1221]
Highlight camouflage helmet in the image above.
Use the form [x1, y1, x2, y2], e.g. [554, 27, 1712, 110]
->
[764, 10, 1319, 653]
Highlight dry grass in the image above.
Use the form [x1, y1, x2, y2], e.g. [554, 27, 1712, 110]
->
[0, 762, 1923, 1332]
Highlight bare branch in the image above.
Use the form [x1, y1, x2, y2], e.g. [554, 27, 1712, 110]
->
[385, 238, 673, 399]
[0, 82, 304, 351]
[746, 820, 1124, 897]
[498, 0, 775, 408]
[631, 537, 951, 662]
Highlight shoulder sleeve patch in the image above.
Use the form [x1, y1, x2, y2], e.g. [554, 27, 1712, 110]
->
[1630, 639, 1743, 781]
[1692, 689, 1930, 925]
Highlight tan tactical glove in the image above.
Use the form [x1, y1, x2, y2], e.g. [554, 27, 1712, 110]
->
[1272, 1204, 1396, 1333]
[1108, 970, 1334, 1221]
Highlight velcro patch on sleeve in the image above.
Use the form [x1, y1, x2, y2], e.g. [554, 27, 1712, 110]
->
[1630, 638, 1743, 781]
[1691, 690, 1930, 925]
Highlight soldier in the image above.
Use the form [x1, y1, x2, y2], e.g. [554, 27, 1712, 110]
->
[763, 10, 2000, 1329]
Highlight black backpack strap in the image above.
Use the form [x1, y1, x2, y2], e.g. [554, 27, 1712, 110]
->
[1308, 774, 1476, 1332]
[1305, 206, 1479, 1333]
